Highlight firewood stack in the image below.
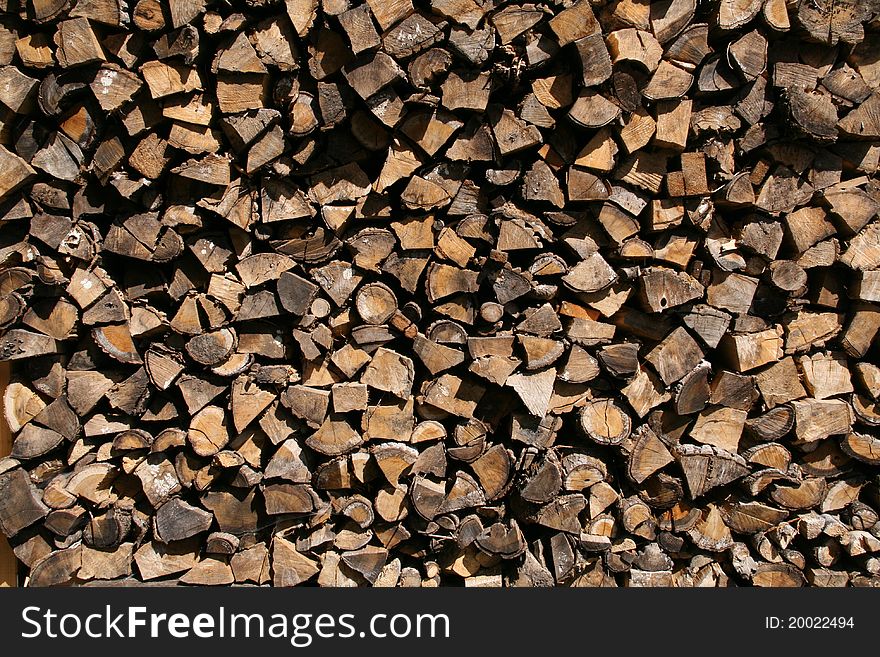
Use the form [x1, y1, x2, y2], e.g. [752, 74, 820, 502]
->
[0, 0, 879, 588]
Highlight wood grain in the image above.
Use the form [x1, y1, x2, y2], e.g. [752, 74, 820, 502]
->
[0, 361, 16, 587]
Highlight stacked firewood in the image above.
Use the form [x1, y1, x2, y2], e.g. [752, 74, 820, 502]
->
[0, 0, 879, 587]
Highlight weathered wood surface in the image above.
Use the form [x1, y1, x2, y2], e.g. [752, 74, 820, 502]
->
[0, 0, 878, 588]
[0, 362, 15, 586]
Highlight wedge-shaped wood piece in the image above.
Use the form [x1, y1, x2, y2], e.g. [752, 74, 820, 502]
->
[343, 52, 402, 99]
[563, 454, 607, 492]
[231, 375, 276, 432]
[371, 443, 418, 486]
[0, 65, 38, 113]
[640, 268, 703, 312]
[770, 477, 827, 510]
[361, 348, 414, 399]
[217, 32, 266, 74]
[651, 0, 697, 42]
[90, 64, 142, 112]
[470, 444, 512, 501]
[535, 494, 586, 534]
[135, 540, 199, 581]
[29, 545, 83, 586]
[141, 60, 202, 99]
[262, 483, 315, 516]
[411, 475, 445, 520]
[0, 468, 50, 537]
[842, 432, 880, 465]
[154, 498, 213, 543]
[689, 406, 747, 452]
[383, 15, 442, 58]
[475, 520, 526, 558]
[441, 70, 491, 112]
[342, 546, 389, 584]
[0, 146, 36, 205]
[4, 382, 46, 433]
[12, 424, 64, 460]
[791, 399, 852, 443]
[91, 324, 140, 364]
[265, 439, 312, 483]
[55, 17, 105, 67]
[754, 562, 804, 587]
[491, 5, 544, 44]
[273, 536, 319, 587]
[674, 444, 749, 498]
[718, 0, 762, 30]
[425, 263, 479, 302]
[645, 327, 703, 385]
[520, 457, 562, 504]
[549, 0, 600, 44]
[722, 501, 788, 534]
[628, 425, 673, 484]
[202, 488, 259, 535]
[306, 415, 363, 456]
[608, 29, 662, 70]
[686, 504, 731, 552]
[568, 91, 621, 128]
[562, 253, 617, 293]
[489, 106, 541, 156]
[413, 334, 465, 375]
[422, 374, 486, 417]
[135, 455, 181, 508]
[507, 368, 556, 417]
[439, 471, 486, 513]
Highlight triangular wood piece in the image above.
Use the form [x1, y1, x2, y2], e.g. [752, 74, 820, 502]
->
[306, 415, 363, 456]
[439, 471, 485, 513]
[628, 425, 674, 484]
[272, 537, 319, 586]
[506, 368, 556, 417]
[341, 546, 388, 584]
[674, 444, 750, 498]
[370, 442, 418, 485]
[470, 444, 511, 501]
[92, 324, 141, 363]
[218, 32, 267, 74]
[231, 375, 276, 432]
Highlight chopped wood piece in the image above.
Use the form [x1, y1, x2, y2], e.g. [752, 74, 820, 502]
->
[507, 368, 556, 417]
[154, 498, 213, 543]
[579, 398, 632, 445]
[0, 468, 50, 536]
[0, 146, 36, 202]
[674, 444, 749, 498]
[422, 374, 485, 417]
[720, 328, 783, 372]
[306, 415, 362, 457]
[562, 253, 617, 293]
[272, 537, 319, 586]
[645, 327, 703, 385]
[355, 283, 398, 325]
[188, 405, 229, 457]
[628, 426, 673, 483]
